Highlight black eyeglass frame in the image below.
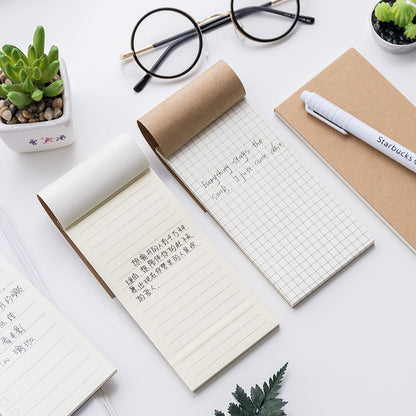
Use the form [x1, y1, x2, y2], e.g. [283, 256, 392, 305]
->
[130, 8, 204, 80]
[127, 0, 313, 91]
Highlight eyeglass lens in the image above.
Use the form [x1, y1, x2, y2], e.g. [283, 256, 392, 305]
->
[131, 8, 202, 79]
[231, 0, 300, 42]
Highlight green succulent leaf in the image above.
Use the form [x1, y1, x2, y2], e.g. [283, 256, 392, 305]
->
[48, 45, 59, 62]
[10, 46, 28, 65]
[23, 76, 33, 92]
[7, 91, 32, 107]
[2, 44, 17, 59]
[43, 79, 63, 97]
[33, 25, 45, 58]
[375, 2, 395, 22]
[27, 44, 36, 64]
[3, 62, 20, 83]
[19, 69, 27, 83]
[404, 22, 416, 38]
[11, 48, 20, 63]
[1, 83, 25, 93]
[0, 85, 8, 98]
[0, 54, 11, 73]
[39, 54, 49, 72]
[42, 59, 59, 83]
[31, 88, 43, 101]
[32, 58, 41, 68]
[393, 0, 416, 27]
[33, 66, 42, 81]
[12, 63, 22, 72]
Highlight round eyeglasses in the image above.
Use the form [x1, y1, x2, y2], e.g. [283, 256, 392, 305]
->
[121, 1, 315, 92]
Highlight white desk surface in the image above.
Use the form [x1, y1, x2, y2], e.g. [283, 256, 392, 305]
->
[1, 0, 416, 414]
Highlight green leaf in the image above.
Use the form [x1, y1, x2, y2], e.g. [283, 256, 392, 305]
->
[39, 54, 49, 73]
[2, 44, 17, 59]
[10, 46, 28, 65]
[404, 22, 416, 38]
[3, 62, 20, 83]
[31, 88, 43, 101]
[43, 79, 63, 97]
[232, 385, 255, 414]
[33, 66, 42, 80]
[33, 25, 45, 58]
[1, 83, 25, 93]
[7, 91, 32, 107]
[0, 85, 8, 98]
[393, 0, 416, 27]
[42, 59, 59, 83]
[28, 44, 36, 64]
[375, 2, 394, 22]
[250, 385, 265, 408]
[0, 53, 11, 71]
[214, 364, 288, 416]
[48, 45, 59, 62]
[23, 76, 33, 92]
[227, 403, 242, 416]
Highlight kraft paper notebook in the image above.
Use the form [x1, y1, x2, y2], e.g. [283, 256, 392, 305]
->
[0, 254, 116, 416]
[37, 133, 279, 392]
[275, 48, 416, 254]
[137, 60, 374, 308]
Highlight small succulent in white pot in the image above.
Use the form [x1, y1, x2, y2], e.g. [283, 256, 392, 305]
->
[0, 26, 74, 152]
[371, 0, 416, 53]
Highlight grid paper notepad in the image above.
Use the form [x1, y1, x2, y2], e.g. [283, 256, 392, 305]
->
[161, 99, 374, 307]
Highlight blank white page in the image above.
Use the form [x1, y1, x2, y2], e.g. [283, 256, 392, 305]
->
[162, 99, 374, 307]
[0, 254, 116, 416]
[66, 169, 278, 391]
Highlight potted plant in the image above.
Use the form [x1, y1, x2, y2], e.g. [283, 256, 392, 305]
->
[0, 26, 74, 152]
[371, 0, 416, 53]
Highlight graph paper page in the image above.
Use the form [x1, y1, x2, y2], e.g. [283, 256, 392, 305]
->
[163, 99, 374, 307]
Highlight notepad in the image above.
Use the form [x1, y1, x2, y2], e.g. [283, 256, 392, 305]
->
[138, 60, 375, 307]
[38, 133, 279, 392]
[0, 254, 116, 416]
[275, 48, 416, 254]
[0, 208, 118, 416]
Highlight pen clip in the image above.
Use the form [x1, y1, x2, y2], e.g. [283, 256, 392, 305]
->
[305, 104, 348, 135]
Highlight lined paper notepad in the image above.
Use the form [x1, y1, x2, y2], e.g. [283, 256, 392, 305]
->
[38, 133, 279, 391]
[161, 99, 375, 306]
[0, 254, 116, 416]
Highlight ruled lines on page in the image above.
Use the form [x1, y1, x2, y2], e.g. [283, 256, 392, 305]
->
[0, 255, 116, 416]
[66, 169, 278, 391]
[163, 99, 374, 307]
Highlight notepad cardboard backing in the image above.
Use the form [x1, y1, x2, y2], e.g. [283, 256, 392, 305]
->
[275, 47, 416, 254]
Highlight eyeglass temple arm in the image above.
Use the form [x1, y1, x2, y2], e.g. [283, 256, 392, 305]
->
[251, 6, 314, 24]
[134, 35, 194, 92]
[134, 15, 233, 91]
[125, 3, 314, 60]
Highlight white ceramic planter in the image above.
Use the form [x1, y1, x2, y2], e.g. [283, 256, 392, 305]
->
[370, 3, 416, 53]
[0, 59, 74, 152]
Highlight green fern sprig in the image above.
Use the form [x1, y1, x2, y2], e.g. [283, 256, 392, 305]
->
[215, 363, 288, 416]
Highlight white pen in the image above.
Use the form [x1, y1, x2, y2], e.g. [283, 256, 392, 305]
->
[301, 90, 416, 174]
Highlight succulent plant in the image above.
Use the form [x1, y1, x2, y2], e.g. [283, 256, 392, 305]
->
[0, 26, 63, 107]
[375, 0, 416, 39]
